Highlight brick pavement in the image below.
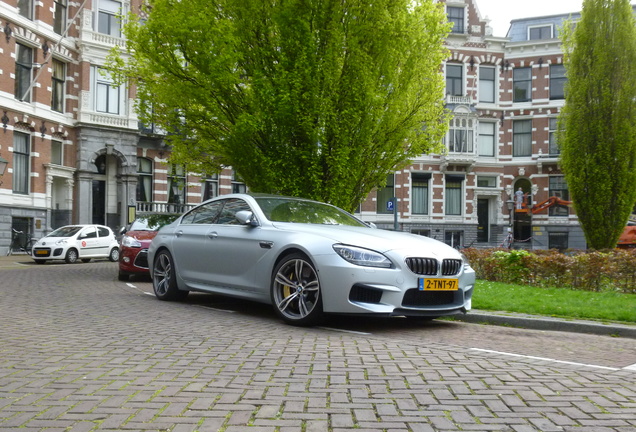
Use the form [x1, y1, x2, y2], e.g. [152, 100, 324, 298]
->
[0, 260, 634, 431]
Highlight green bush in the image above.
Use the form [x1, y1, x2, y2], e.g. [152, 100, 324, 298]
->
[462, 248, 636, 293]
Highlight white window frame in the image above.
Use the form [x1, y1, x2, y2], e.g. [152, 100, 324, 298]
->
[478, 122, 496, 157]
[478, 65, 496, 103]
[92, 66, 125, 115]
[528, 24, 553, 40]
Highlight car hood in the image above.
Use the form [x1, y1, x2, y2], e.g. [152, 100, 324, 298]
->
[270, 222, 461, 257]
[35, 236, 74, 245]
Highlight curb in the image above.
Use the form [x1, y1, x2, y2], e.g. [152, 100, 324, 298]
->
[453, 310, 636, 339]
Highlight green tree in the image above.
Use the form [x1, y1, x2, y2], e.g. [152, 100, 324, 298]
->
[110, 0, 450, 211]
[559, 0, 636, 249]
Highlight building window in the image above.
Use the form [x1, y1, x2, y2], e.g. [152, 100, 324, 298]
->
[478, 122, 495, 156]
[17, 0, 33, 19]
[52, 60, 65, 112]
[548, 232, 568, 251]
[203, 174, 218, 201]
[447, 6, 464, 34]
[136, 158, 153, 202]
[479, 66, 496, 103]
[13, 132, 31, 195]
[54, 0, 67, 34]
[529, 25, 552, 40]
[15, 44, 33, 102]
[51, 140, 63, 165]
[448, 117, 474, 153]
[445, 175, 464, 216]
[411, 229, 430, 237]
[411, 173, 430, 215]
[513, 67, 532, 102]
[513, 120, 532, 157]
[376, 173, 394, 214]
[549, 176, 569, 216]
[97, 0, 122, 36]
[231, 170, 246, 194]
[477, 176, 497, 188]
[168, 165, 186, 204]
[550, 64, 566, 100]
[549, 118, 560, 155]
[446, 64, 463, 96]
[95, 68, 120, 114]
[445, 231, 463, 248]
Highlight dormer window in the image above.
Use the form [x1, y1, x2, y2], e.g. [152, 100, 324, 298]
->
[447, 6, 465, 34]
[528, 25, 553, 40]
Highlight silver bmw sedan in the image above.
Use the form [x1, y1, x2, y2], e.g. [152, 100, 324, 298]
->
[148, 194, 475, 326]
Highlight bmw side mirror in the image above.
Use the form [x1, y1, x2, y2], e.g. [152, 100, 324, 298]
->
[236, 210, 259, 227]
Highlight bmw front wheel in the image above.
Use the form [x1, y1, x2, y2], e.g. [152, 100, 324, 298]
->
[152, 249, 188, 301]
[271, 253, 323, 326]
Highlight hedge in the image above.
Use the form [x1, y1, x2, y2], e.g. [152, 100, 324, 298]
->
[462, 248, 636, 293]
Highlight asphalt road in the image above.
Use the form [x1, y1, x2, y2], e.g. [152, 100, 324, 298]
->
[0, 258, 635, 431]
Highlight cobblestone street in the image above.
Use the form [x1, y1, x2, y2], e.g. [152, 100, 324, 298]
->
[0, 260, 635, 431]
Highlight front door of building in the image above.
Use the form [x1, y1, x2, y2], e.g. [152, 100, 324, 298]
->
[92, 180, 105, 225]
[477, 199, 489, 242]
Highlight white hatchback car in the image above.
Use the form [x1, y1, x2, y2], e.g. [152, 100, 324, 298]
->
[32, 224, 120, 264]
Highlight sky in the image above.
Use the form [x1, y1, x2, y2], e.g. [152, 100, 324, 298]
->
[475, 0, 585, 37]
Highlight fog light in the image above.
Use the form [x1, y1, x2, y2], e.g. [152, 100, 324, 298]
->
[123, 257, 130, 263]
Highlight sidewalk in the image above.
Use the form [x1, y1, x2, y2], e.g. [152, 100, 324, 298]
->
[1, 253, 634, 338]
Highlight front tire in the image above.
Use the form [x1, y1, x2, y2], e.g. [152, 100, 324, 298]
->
[271, 253, 323, 326]
[109, 247, 120, 262]
[65, 248, 78, 264]
[152, 249, 188, 301]
[118, 271, 129, 281]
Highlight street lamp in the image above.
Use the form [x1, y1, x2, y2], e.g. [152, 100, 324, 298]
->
[0, 153, 8, 186]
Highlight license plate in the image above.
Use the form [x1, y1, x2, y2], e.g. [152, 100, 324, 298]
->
[35, 250, 48, 256]
[418, 278, 458, 291]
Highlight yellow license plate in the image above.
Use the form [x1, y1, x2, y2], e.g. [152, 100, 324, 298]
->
[419, 278, 458, 291]
[35, 250, 48, 255]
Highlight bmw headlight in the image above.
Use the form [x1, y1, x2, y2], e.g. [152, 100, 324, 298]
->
[121, 235, 142, 248]
[460, 252, 471, 270]
[333, 245, 392, 268]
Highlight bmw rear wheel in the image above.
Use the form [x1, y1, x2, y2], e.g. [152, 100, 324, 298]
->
[152, 249, 188, 301]
[271, 253, 323, 326]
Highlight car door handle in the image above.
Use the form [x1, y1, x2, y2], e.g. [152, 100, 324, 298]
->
[208, 232, 218, 239]
[175, 230, 183, 237]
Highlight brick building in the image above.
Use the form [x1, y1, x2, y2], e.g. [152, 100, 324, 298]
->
[0, 0, 587, 253]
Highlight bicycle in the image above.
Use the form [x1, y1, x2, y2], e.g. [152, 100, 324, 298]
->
[6, 228, 36, 256]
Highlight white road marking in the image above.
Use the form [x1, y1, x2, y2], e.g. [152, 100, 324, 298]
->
[125, 282, 154, 295]
[623, 363, 636, 371]
[471, 348, 622, 371]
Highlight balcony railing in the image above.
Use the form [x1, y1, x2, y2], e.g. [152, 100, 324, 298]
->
[136, 202, 195, 215]
[446, 95, 472, 105]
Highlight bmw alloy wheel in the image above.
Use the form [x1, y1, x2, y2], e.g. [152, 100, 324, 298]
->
[271, 254, 323, 326]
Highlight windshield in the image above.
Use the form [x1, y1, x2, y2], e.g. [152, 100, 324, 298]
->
[255, 197, 367, 227]
[47, 226, 82, 237]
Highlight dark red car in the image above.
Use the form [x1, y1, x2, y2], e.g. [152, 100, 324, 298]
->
[118, 214, 179, 281]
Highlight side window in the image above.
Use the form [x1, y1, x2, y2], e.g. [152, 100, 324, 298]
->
[216, 199, 251, 225]
[181, 201, 223, 224]
[97, 227, 110, 237]
[81, 227, 97, 239]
